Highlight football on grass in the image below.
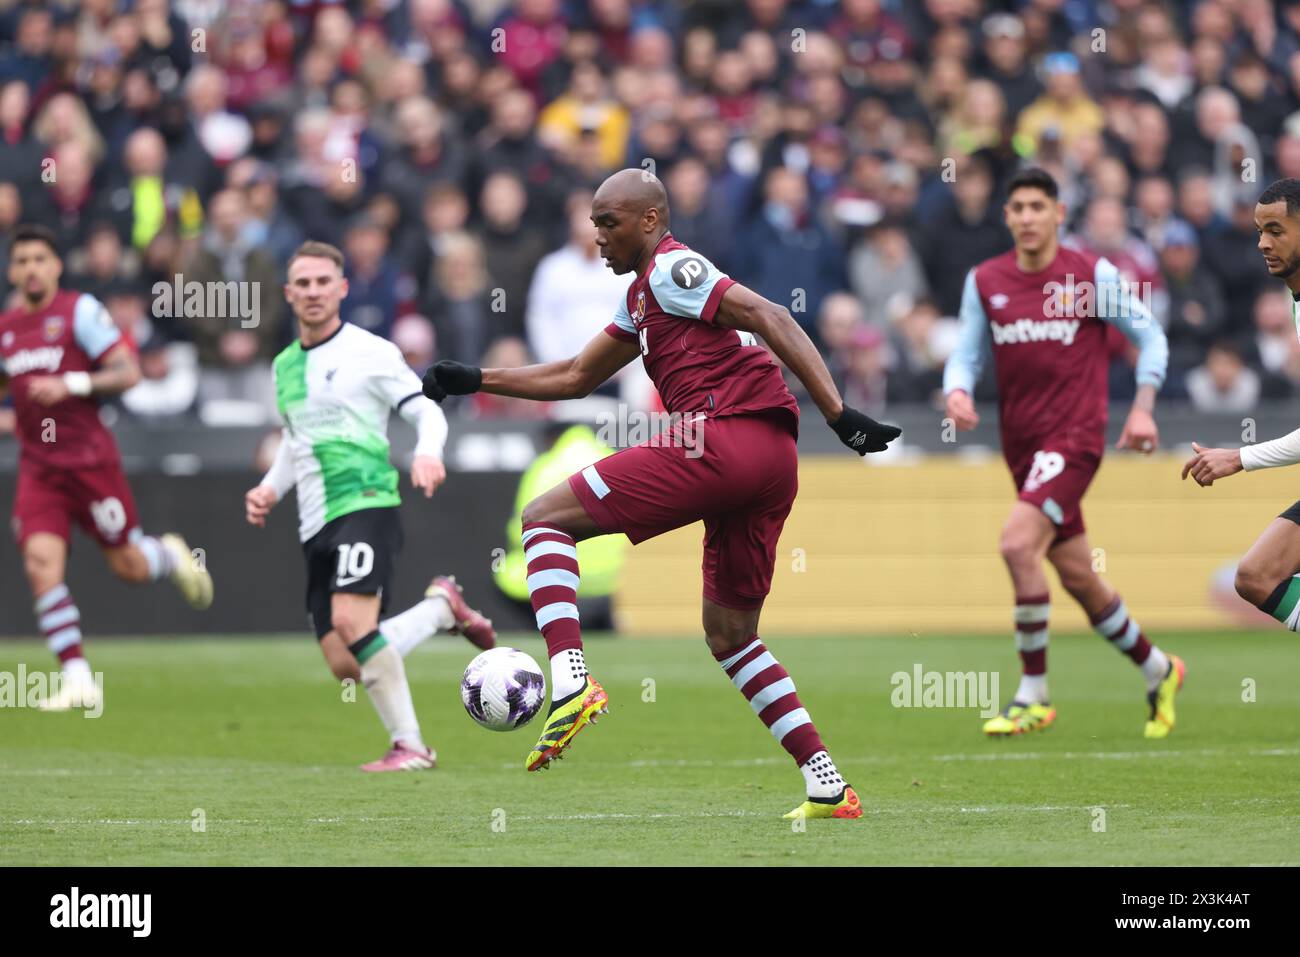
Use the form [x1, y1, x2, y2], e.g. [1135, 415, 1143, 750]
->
[460, 648, 547, 731]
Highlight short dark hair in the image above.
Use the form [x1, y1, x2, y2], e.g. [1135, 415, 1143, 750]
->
[287, 240, 345, 275]
[1006, 166, 1059, 201]
[1257, 178, 1300, 217]
[11, 223, 60, 257]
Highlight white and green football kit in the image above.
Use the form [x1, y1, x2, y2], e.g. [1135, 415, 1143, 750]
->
[263, 321, 447, 542]
[260, 321, 448, 636]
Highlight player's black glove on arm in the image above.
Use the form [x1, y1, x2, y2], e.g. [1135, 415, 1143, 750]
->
[830, 406, 902, 455]
[422, 360, 482, 403]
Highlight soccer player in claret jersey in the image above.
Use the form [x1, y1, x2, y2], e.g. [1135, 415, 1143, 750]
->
[0, 224, 213, 711]
[942, 168, 1185, 739]
[245, 241, 496, 772]
[1181, 179, 1300, 632]
[423, 169, 901, 819]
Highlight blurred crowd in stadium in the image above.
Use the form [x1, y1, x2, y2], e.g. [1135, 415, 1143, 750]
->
[3, 0, 1300, 429]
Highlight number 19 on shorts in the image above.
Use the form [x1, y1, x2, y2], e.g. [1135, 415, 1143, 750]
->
[1023, 451, 1065, 493]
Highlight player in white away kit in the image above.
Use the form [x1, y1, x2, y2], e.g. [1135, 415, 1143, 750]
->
[1183, 179, 1300, 633]
[245, 241, 496, 771]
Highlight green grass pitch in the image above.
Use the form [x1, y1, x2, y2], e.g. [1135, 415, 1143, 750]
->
[1, 632, 1297, 866]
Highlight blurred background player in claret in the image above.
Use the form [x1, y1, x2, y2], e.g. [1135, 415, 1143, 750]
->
[943, 169, 1183, 740]
[0, 224, 212, 711]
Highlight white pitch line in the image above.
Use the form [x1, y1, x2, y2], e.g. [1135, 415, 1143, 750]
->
[0, 804, 1150, 828]
[1, 813, 765, 826]
[513, 810, 766, 822]
[508, 807, 1114, 821]
[931, 746, 1300, 762]
[2, 816, 423, 826]
[13, 797, 1300, 829]
[955, 804, 1134, 814]
[597, 746, 1300, 769]
[0, 766, 332, 776]
[5, 746, 1298, 780]
[6, 818, 246, 826]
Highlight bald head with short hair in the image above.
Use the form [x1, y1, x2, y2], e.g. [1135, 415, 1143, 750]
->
[589, 169, 673, 275]
[594, 168, 670, 228]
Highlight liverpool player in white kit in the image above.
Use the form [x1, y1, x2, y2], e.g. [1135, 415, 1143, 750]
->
[1183, 179, 1300, 633]
[0, 225, 213, 711]
[245, 241, 495, 771]
[943, 169, 1185, 739]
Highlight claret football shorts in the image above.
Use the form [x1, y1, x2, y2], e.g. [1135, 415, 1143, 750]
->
[569, 410, 798, 610]
[1006, 432, 1103, 543]
[12, 461, 142, 550]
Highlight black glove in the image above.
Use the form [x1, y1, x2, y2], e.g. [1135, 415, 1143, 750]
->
[422, 360, 482, 403]
[830, 406, 902, 455]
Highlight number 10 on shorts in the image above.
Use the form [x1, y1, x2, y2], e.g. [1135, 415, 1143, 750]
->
[336, 542, 374, 585]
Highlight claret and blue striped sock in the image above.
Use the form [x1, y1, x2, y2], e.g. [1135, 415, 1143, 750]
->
[714, 636, 844, 799]
[522, 522, 587, 700]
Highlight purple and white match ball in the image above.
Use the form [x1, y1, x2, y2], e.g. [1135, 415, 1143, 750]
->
[460, 648, 547, 731]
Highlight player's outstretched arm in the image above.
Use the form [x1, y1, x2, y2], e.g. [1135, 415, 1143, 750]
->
[713, 283, 900, 454]
[422, 330, 641, 403]
[25, 342, 142, 406]
[941, 269, 992, 431]
[90, 342, 143, 395]
[246, 429, 295, 526]
[1095, 258, 1168, 454]
[1181, 442, 1243, 487]
[1116, 384, 1160, 453]
[1185, 425, 1300, 486]
[405, 404, 447, 498]
[245, 484, 278, 527]
[27, 293, 141, 404]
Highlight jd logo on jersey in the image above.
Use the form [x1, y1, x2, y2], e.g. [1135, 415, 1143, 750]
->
[671, 257, 707, 289]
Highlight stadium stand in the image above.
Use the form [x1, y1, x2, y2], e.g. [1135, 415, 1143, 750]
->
[3, 0, 1300, 429]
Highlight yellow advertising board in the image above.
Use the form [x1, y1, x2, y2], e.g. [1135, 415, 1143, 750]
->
[616, 454, 1290, 635]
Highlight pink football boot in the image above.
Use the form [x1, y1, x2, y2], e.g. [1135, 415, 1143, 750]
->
[428, 575, 496, 650]
[360, 741, 437, 772]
